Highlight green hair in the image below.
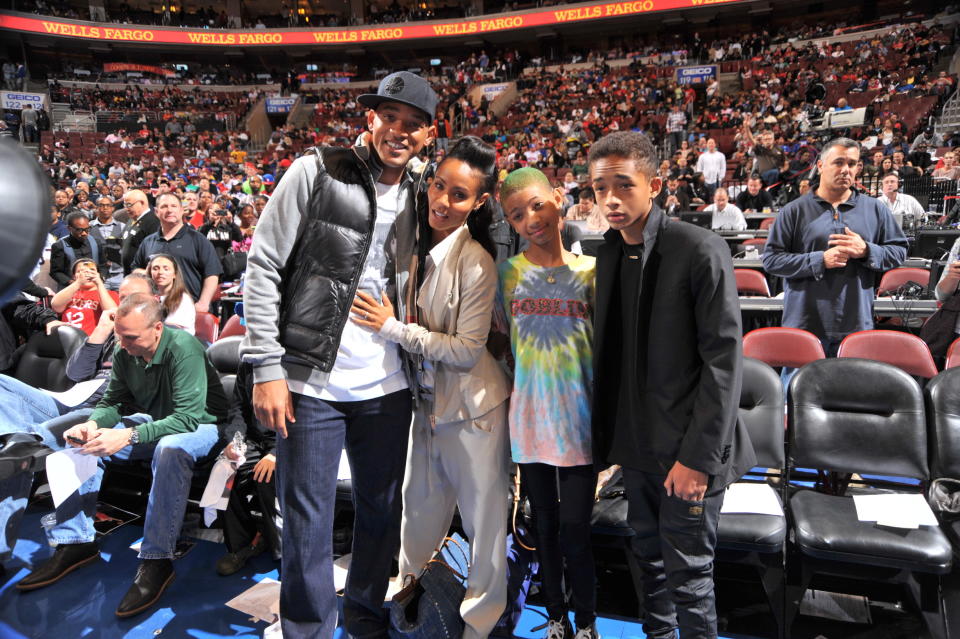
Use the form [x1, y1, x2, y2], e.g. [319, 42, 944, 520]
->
[499, 167, 553, 205]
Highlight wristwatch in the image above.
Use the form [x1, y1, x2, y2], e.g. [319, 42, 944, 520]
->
[128, 428, 140, 445]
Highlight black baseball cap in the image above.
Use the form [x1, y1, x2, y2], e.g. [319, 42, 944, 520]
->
[358, 71, 438, 120]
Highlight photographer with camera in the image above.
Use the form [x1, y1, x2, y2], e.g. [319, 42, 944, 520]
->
[90, 195, 126, 291]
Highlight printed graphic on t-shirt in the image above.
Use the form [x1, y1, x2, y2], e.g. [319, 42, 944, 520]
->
[498, 253, 596, 467]
[62, 288, 119, 335]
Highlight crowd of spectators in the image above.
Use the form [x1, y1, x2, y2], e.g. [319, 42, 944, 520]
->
[452, 20, 956, 213]
[18, 15, 959, 227]
[48, 82, 259, 120]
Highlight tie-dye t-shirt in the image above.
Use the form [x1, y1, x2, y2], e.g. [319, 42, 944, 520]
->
[498, 252, 595, 467]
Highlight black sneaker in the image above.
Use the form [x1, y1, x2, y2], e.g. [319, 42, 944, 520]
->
[115, 558, 175, 618]
[215, 535, 267, 576]
[16, 541, 100, 591]
[544, 617, 574, 639]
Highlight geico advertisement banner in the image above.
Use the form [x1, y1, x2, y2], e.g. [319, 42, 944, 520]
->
[0, 91, 47, 110]
[265, 97, 297, 113]
[481, 83, 511, 101]
[0, 1, 746, 46]
[676, 65, 717, 85]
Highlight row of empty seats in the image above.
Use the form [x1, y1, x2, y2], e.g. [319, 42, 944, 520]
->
[744, 325, 959, 377]
[736, 265, 933, 298]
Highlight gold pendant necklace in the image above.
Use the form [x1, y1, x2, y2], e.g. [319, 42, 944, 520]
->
[546, 273, 556, 284]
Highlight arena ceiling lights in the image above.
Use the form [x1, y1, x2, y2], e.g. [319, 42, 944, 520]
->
[0, 0, 748, 48]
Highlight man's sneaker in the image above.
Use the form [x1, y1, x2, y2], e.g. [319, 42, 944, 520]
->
[544, 617, 573, 639]
[215, 535, 266, 576]
[16, 541, 100, 591]
[574, 622, 599, 639]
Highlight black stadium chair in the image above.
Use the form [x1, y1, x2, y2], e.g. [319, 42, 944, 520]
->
[926, 367, 960, 637]
[13, 325, 87, 392]
[717, 357, 787, 639]
[206, 335, 242, 399]
[786, 358, 951, 639]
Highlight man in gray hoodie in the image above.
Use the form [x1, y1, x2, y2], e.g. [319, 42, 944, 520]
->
[240, 71, 436, 639]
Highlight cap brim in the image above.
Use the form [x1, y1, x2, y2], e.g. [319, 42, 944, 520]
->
[357, 94, 433, 119]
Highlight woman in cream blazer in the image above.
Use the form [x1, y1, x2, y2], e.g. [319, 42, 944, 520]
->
[352, 136, 511, 639]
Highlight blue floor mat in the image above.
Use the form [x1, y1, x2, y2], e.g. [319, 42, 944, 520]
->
[0, 512, 760, 639]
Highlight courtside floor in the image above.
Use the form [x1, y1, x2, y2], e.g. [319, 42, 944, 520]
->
[0, 503, 931, 639]
[0, 507, 767, 639]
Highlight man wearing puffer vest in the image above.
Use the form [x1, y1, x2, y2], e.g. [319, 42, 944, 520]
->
[240, 71, 437, 639]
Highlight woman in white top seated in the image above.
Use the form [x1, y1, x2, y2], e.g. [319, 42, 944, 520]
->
[704, 187, 748, 231]
[148, 253, 196, 335]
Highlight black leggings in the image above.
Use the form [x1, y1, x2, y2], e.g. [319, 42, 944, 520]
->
[520, 462, 597, 628]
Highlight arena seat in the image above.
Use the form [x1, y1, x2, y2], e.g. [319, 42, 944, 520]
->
[877, 267, 931, 297]
[218, 314, 246, 340]
[195, 311, 220, 344]
[743, 327, 825, 369]
[759, 217, 776, 230]
[838, 330, 939, 379]
[13, 325, 88, 392]
[717, 357, 786, 638]
[786, 358, 951, 639]
[735, 268, 771, 297]
[946, 337, 960, 369]
[206, 335, 241, 399]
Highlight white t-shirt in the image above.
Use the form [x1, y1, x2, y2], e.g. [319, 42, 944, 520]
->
[705, 203, 748, 230]
[162, 293, 196, 335]
[308, 180, 409, 402]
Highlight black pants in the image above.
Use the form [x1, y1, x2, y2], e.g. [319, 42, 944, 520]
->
[222, 443, 281, 557]
[520, 462, 596, 628]
[623, 468, 725, 639]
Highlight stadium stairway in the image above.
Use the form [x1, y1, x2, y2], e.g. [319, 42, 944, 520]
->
[286, 95, 314, 130]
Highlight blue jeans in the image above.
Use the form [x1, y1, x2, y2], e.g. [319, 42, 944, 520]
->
[0, 376, 78, 560]
[760, 168, 780, 186]
[46, 412, 218, 559]
[0, 374, 69, 437]
[277, 389, 411, 639]
[0, 409, 217, 560]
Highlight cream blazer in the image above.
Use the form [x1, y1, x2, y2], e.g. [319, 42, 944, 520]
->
[382, 226, 510, 426]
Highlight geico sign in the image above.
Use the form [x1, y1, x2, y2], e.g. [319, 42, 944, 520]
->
[679, 67, 715, 76]
[4, 93, 42, 101]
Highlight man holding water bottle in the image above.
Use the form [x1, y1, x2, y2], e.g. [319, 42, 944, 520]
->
[762, 137, 909, 357]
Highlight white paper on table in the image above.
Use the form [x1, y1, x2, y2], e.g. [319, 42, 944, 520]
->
[853, 493, 939, 529]
[334, 553, 350, 592]
[226, 577, 281, 624]
[337, 449, 351, 481]
[39, 379, 106, 408]
[721, 482, 784, 516]
[45, 448, 98, 507]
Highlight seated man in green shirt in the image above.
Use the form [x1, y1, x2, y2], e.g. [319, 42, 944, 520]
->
[14, 293, 228, 618]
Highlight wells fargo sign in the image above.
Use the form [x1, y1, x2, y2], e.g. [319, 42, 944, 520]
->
[0, 0, 745, 46]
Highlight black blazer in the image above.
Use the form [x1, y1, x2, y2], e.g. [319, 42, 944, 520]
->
[592, 205, 755, 488]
